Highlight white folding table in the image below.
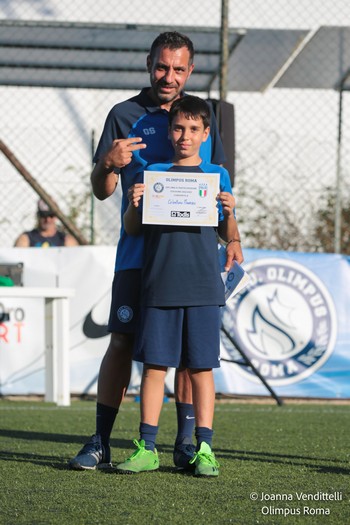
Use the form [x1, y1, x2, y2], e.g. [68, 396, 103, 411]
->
[0, 287, 75, 406]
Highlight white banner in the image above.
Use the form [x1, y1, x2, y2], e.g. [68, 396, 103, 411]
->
[0, 296, 44, 393]
[0, 246, 349, 399]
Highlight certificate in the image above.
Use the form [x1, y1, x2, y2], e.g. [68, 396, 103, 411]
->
[142, 170, 220, 226]
[218, 245, 250, 304]
[221, 263, 250, 304]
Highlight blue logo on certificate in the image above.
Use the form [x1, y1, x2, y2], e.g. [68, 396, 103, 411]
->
[153, 182, 164, 193]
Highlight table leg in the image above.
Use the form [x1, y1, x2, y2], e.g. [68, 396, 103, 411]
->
[45, 297, 70, 406]
[55, 297, 71, 407]
[45, 298, 55, 403]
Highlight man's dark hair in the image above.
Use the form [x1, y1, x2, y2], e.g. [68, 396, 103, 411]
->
[149, 31, 194, 63]
[169, 95, 210, 129]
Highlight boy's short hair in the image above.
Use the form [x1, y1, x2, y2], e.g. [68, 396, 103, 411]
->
[169, 95, 210, 129]
[149, 31, 194, 64]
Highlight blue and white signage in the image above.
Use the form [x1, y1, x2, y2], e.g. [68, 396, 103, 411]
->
[1, 247, 350, 399]
[218, 250, 350, 399]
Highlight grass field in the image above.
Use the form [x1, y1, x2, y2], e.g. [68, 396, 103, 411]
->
[0, 398, 349, 525]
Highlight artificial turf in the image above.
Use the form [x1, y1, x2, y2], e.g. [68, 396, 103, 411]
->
[0, 399, 349, 525]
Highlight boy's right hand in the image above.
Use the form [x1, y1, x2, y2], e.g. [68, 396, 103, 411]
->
[127, 183, 145, 208]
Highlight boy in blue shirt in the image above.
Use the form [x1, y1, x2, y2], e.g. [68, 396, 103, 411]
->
[117, 95, 238, 477]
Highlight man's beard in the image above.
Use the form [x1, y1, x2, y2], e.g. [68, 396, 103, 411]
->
[151, 81, 180, 104]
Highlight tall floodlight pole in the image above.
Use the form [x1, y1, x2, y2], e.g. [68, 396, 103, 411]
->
[220, 0, 229, 101]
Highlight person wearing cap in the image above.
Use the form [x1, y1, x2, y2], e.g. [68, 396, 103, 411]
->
[14, 199, 79, 248]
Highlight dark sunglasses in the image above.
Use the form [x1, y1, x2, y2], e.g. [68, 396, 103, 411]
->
[38, 211, 55, 218]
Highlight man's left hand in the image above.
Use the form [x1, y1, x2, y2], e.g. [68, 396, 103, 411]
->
[225, 240, 243, 270]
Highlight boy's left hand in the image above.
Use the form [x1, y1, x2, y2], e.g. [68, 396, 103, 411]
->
[217, 192, 235, 216]
[127, 183, 145, 208]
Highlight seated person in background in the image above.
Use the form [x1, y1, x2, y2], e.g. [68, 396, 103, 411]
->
[14, 199, 79, 248]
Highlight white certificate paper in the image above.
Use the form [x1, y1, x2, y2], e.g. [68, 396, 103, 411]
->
[217, 245, 250, 304]
[221, 263, 250, 304]
[142, 171, 220, 227]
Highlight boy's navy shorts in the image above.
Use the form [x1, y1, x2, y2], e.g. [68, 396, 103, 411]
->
[134, 305, 221, 369]
[108, 270, 142, 334]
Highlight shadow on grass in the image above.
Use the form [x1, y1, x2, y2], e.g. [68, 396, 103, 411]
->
[157, 444, 350, 475]
[211, 449, 350, 475]
[0, 449, 70, 470]
[0, 447, 192, 475]
[1, 429, 349, 475]
[0, 428, 130, 449]
[157, 442, 347, 465]
[99, 465, 193, 477]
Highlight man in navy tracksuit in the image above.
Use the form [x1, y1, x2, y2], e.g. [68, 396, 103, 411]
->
[69, 31, 243, 471]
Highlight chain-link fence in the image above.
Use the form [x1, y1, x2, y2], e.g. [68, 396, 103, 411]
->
[1, 0, 350, 253]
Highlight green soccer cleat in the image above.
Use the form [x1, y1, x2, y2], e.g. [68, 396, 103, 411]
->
[116, 439, 159, 474]
[189, 442, 220, 477]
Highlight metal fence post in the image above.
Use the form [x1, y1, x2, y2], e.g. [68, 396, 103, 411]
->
[220, 0, 229, 101]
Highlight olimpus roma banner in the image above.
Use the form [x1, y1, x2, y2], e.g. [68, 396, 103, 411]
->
[0, 247, 349, 399]
[218, 250, 350, 399]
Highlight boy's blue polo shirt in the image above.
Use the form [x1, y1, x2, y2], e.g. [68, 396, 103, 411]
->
[141, 162, 232, 307]
[93, 88, 226, 271]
